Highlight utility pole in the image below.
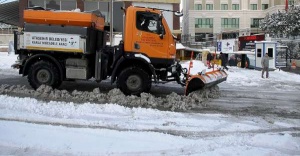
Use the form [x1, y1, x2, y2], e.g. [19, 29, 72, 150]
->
[110, 0, 114, 46]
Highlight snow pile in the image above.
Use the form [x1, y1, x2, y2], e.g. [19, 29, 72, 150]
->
[181, 60, 217, 75]
[0, 84, 221, 111]
[0, 53, 17, 69]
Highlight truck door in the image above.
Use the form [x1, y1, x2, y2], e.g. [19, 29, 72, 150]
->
[132, 11, 170, 61]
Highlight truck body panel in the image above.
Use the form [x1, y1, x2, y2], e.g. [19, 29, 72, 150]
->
[24, 10, 105, 31]
[21, 32, 84, 53]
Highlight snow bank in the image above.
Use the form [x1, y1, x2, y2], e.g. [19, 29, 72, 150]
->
[0, 84, 221, 111]
[0, 53, 17, 69]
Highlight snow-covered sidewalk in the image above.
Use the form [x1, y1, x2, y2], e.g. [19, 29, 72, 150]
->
[0, 95, 299, 156]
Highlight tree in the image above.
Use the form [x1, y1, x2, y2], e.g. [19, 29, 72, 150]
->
[260, 5, 300, 38]
[278, 41, 300, 60]
[260, 5, 300, 60]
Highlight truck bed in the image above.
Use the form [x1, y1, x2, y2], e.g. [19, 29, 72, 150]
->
[24, 10, 105, 31]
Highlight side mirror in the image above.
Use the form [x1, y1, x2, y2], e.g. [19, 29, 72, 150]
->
[159, 34, 164, 39]
[159, 13, 163, 19]
[157, 14, 164, 38]
[172, 34, 179, 41]
[174, 11, 183, 17]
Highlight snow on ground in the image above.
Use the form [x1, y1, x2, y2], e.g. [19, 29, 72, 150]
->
[1, 95, 299, 155]
[0, 52, 19, 76]
[0, 52, 300, 155]
[0, 52, 17, 70]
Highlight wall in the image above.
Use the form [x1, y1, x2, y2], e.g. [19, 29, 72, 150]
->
[0, 34, 13, 45]
[120, 0, 180, 3]
[0, 34, 14, 52]
[19, 0, 28, 27]
[112, 2, 124, 32]
[182, 0, 291, 42]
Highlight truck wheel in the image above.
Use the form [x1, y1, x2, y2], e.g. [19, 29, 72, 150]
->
[117, 66, 151, 95]
[28, 60, 61, 89]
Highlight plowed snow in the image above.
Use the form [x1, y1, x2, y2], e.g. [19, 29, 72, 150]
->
[0, 84, 220, 111]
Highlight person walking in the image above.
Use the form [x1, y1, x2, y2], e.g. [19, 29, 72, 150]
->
[206, 52, 213, 69]
[261, 53, 270, 78]
[220, 52, 228, 70]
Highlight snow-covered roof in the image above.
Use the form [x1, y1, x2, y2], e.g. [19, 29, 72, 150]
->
[219, 51, 255, 55]
[176, 44, 212, 53]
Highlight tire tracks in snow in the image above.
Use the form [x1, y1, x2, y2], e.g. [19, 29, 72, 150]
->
[1, 117, 299, 138]
[1, 118, 299, 156]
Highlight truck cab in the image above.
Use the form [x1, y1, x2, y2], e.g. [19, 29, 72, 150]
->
[107, 6, 183, 95]
[123, 6, 176, 67]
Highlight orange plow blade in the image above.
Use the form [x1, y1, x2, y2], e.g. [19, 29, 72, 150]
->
[185, 70, 228, 95]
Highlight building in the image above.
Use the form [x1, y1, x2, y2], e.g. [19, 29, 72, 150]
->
[182, 0, 300, 44]
[0, 0, 180, 50]
[15, 0, 180, 32]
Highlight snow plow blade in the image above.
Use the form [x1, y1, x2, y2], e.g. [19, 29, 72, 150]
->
[185, 70, 228, 95]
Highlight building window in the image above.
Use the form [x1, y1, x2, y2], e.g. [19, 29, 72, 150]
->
[250, 4, 257, 10]
[61, 0, 76, 10]
[29, 0, 76, 10]
[84, 1, 109, 22]
[195, 4, 202, 10]
[221, 18, 239, 28]
[262, 4, 268, 10]
[288, 0, 294, 5]
[251, 18, 263, 28]
[206, 4, 213, 10]
[29, 0, 45, 8]
[268, 48, 273, 57]
[195, 18, 213, 28]
[222, 33, 238, 39]
[232, 4, 239, 10]
[46, 0, 60, 10]
[221, 4, 228, 10]
[257, 48, 262, 57]
[84, 1, 98, 11]
[195, 33, 206, 42]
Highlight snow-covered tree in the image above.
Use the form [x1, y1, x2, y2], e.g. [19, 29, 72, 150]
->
[260, 5, 300, 38]
[260, 5, 300, 60]
[278, 41, 300, 60]
[286, 5, 300, 38]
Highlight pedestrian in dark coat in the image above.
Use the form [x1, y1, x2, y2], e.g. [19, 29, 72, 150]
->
[206, 53, 213, 69]
[220, 52, 228, 70]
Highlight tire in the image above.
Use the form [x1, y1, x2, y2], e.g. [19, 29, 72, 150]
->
[28, 60, 61, 89]
[117, 66, 151, 96]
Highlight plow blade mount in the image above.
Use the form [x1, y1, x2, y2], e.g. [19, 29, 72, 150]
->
[185, 70, 228, 95]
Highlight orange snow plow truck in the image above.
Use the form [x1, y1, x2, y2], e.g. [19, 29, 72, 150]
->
[13, 6, 227, 96]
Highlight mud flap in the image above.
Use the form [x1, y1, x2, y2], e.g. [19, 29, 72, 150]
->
[185, 70, 228, 95]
